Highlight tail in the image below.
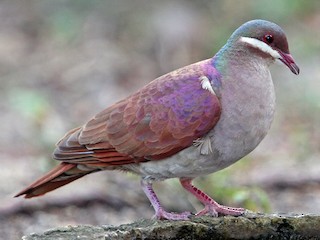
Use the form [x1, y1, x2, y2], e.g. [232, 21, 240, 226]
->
[15, 162, 98, 198]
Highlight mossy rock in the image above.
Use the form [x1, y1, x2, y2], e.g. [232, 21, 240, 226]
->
[23, 213, 320, 240]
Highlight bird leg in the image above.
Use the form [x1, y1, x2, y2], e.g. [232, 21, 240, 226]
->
[141, 179, 191, 220]
[180, 178, 245, 217]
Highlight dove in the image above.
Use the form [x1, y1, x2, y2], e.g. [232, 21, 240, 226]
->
[16, 19, 299, 220]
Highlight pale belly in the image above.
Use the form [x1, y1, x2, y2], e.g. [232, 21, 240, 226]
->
[131, 118, 272, 180]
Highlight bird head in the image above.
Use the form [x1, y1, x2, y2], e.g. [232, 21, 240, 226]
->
[230, 19, 300, 75]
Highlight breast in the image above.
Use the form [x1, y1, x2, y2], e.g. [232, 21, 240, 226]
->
[209, 64, 276, 166]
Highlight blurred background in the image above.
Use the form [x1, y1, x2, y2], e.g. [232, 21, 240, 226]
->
[0, 0, 319, 238]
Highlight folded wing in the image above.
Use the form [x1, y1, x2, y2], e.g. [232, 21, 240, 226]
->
[54, 60, 221, 166]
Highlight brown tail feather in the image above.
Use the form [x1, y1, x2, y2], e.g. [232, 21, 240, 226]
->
[15, 163, 96, 198]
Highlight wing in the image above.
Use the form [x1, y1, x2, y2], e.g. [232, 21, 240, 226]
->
[54, 59, 221, 166]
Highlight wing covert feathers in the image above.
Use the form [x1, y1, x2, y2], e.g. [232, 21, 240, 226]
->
[54, 59, 221, 165]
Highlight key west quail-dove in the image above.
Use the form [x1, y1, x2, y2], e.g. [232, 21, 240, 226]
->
[16, 19, 299, 220]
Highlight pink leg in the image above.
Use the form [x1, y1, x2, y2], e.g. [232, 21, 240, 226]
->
[180, 178, 245, 217]
[141, 179, 191, 220]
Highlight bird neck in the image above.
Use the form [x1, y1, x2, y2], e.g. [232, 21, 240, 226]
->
[213, 41, 274, 79]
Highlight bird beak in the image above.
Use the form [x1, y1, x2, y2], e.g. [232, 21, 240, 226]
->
[278, 51, 300, 75]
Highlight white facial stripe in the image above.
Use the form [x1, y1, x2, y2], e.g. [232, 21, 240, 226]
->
[240, 37, 281, 59]
[199, 76, 216, 95]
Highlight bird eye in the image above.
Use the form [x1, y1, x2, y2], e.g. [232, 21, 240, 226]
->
[264, 34, 274, 44]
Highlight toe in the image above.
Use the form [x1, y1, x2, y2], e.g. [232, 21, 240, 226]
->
[155, 209, 192, 220]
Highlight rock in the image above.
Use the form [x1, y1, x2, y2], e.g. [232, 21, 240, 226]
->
[23, 213, 320, 240]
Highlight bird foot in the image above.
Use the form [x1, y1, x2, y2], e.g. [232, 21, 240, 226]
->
[180, 178, 245, 217]
[154, 208, 192, 220]
[196, 204, 245, 217]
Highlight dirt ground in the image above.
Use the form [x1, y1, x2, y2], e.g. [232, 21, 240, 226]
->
[1, 1, 320, 239]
